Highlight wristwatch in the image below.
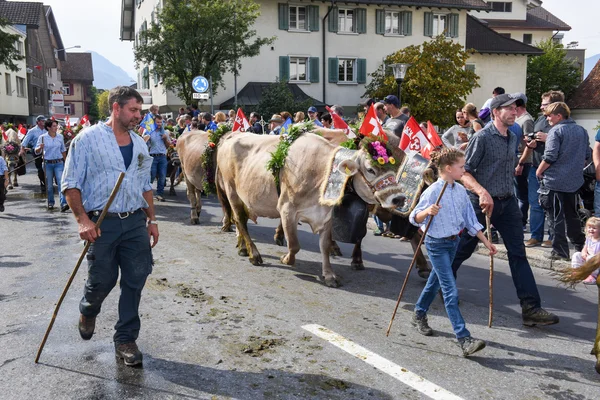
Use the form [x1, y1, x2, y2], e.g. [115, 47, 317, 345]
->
[148, 220, 158, 225]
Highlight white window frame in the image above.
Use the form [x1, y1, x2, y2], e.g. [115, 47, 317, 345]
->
[490, 2, 513, 12]
[64, 104, 72, 115]
[5, 73, 12, 96]
[384, 10, 404, 36]
[289, 5, 308, 32]
[432, 14, 447, 36]
[62, 85, 71, 95]
[465, 63, 476, 74]
[523, 33, 533, 45]
[16, 77, 26, 97]
[289, 56, 309, 83]
[15, 40, 24, 56]
[338, 57, 357, 84]
[338, 8, 356, 34]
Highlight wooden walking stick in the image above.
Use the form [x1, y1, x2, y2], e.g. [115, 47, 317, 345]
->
[7, 155, 43, 175]
[35, 172, 126, 363]
[386, 181, 449, 337]
[486, 215, 494, 328]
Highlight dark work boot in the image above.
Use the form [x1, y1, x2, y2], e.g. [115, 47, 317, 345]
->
[78, 314, 96, 340]
[457, 336, 486, 357]
[522, 307, 559, 327]
[115, 342, 143, 366]
[411, 312, 433, 336]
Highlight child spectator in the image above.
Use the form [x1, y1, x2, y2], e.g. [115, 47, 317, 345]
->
[572, 217, 600, 284]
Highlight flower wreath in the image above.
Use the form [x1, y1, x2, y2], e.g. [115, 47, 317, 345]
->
[266, 121, 314, 188]
[361, 138, 397, 170]
[2, 141, 20, 155]
[201, 124, 232, 194]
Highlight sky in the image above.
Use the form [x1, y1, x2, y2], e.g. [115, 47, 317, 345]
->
[17, 0, 600, 79]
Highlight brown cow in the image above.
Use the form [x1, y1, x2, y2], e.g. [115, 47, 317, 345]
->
[216, 131, 406, 287]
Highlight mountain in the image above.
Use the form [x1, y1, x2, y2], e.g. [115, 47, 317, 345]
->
[584, 54, 600, 80]
[89, 51, 135, 90]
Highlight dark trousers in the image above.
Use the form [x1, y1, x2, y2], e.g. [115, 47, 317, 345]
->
[34, 155, 45, 187]
[451, 196, 541, 311]
[0, 177, 6, 205]
[546, 191, 585, 258]
[80, 210, 152, 344]
[514, 164, 530, 226]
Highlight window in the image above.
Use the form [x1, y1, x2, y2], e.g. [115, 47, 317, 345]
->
[338, 58, 355, 83]
[385, 11, 401, 35]
[142, 66, 150, 89]
[289, 5, 307, 31]
[5, 73, 11, 95]
[64, 104, 71, 115]
[15, 41, 24, 56]
[62, 85, 71, 95]
[289, 57, 308, 81]
[465, 64, 476, 74]
[523, 34, 532, 45]
[432, 14, 446, 36]
[16, 77, 26, 97]
[338, 9, 354, 33]
[490, 2, 512, 12]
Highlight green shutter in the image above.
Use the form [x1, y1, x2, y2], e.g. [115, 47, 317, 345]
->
[402, 11, 412, 36]
[309, 57, 319, 83]
[328, 57, 339, 83]
[424, 12, 433, 37]
[375, 9, 385, 35]
[448, 13, 459, 38]
[279, 56, 290, 81]
[308, 5, 319, 32]
[278, 3, 289, 30]
[357, 59, 367, 84]
[328, 6, 338, 32]
[355, 8, 367, 34]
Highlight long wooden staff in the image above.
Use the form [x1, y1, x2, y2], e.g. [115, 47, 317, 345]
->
[486, 215, 494, 328]
[386, 180, 449, 337]
[7, 155, 43, 175]
[35, 172, 126, 363]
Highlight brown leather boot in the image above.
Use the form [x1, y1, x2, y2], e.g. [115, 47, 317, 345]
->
[115, 342, 143, 366]
[78, 314, 96, 340]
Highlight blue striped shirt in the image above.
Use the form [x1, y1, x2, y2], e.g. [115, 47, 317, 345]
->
[61, 122, 153, 213]
[143, 127, 170, 154]
[0, 158, 7, 174]
[409, 178, 483, 238]
[35, 133, 66, 160]
[21, 126, 46, 149]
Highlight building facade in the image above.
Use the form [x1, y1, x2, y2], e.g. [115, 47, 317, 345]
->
[0, 24, 28, 123]
[59, 52, 94, 119]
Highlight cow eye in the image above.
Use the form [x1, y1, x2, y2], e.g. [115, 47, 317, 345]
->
[367, 168, 376, 175]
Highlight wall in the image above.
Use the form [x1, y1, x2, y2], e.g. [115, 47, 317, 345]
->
[471, 0, 528, 21]
[571, 109, 600, 145]
[491, 29, 552, 45]
[0, 25, 29, 121]
[26, 27, 48, 120]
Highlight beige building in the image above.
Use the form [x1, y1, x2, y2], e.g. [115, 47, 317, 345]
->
[569, 60, 600, 144]
[59, 52, 94, 119]
[0, 24, 28, 122]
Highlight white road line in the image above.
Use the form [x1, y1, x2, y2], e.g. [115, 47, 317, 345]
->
[302, 324, 464, 400]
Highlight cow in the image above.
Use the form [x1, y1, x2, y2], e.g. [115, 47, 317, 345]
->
[215, 131, 406, 287]
[1, 129, 22, 190]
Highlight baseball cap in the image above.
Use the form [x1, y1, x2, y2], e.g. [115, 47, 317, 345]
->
[307, 106, 317, 113]
[383, 95, 400, 107]
[36, 115, 46, 121]
[361, 98, 375, 107]
[490, 93, 519, 110]
[269, 114, 284, 123]
[513, 92, 527, 106]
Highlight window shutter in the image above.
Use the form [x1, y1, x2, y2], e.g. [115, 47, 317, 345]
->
[357, 58, 367, 84]
[308, 5, 319, 32]
[375, 9, 385, 35]
[279, 56, 290, 81]
[465, 64, 475, 73]
[328, 6, 338, 32]
[309, 57, 319, 83]
[355, 8, 367, 34]
[402, 11, 412, 36]
[448, 13, 459, 38]
[424, 12, 433, 37]
[328, 57, 339, 83]
[278, 3, 289, 30]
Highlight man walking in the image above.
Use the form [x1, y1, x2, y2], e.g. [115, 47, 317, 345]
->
[450, 93, 559, 327]
[143, 114, 171, 202]
[19, 115, 47, 193]
[62, 86, 158, 367]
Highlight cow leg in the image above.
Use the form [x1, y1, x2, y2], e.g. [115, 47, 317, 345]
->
[279, 206, 300, 266]
[319, 223, 339, 288]
[411, 231, 431, 279]
[169, 169, 177, 195]
[350, 239, 365, 270]
[274, 222, 285, 246]
[7, 172, 14, 190]
[185, 180, 200, 225]
[330, 241, 343, 257]
[231, 202, 262, 265]
[12, 172, 17, 187]
[594, 280, 600, 374]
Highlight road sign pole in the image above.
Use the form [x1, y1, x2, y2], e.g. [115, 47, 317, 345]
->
[210, 75, 214, 115]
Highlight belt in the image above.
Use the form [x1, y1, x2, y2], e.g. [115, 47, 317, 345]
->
[87, 208, 142, 220]
[442, 234, 460, 240]
[493, 195, 513, 201]
[150, 153, 166, 157]
[45, 159, 63, 164]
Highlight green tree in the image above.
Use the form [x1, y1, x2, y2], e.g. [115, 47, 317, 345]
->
[134, 0, 274, 106]
[0, 17, 25, 72]
[256, 79, 311, 121]
[87, 86, 100, 123]
[96, 90, 110, 120]
[526, 38, 582, 116]
[364, 35, 479, 127]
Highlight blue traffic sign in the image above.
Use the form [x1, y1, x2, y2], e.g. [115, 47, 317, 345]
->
[192, 76, 209, 93]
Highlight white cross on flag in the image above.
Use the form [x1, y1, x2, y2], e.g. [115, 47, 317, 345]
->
[399, 116, 431, 158]
[232, 108, 251, 132]
[359, 104, 388, 141]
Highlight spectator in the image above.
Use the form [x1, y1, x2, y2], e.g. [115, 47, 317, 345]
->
[269, 114, 284, 135]
[536, 102, 589, 261]
[178, 107, 186, 118]
[19, 115, 47, 193]
[35, 119, 67, 211]
[0, 155, 7, 212]
[248, 112, 265, 134]
[191, 104, 200, 118]
[479, 87, 505, 123]
[462, 103, 484, 138]
[593, 127, 600, 216]
[148, 104, 159, 118]
[166, 118, 176, 129]
[442, 110, 470, 149]
[361, 98, 375, 114]
[280, 111, 292, 122]
[320, 113, 333, 129]
[383, 95, 407, 137]
[331, 105, 344, 117]
[176, 116, 187, 135]
[203, 113, 217, 131]
[374, 102, 389, 125]
[513, 93, 534, 232]
[400, 106, 411, 118]
[214, 112, 227, 126]
[307, 106, 323, 127]
[143, 114, 171, 202]
[294, 111, 305, 124]
[450, 93, 559, 326]
[228, 109, 235, 123]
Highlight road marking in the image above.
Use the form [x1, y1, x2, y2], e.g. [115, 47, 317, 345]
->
[302, 324, 464, 400]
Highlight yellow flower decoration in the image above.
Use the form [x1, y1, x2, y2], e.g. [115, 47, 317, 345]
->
[389, 157, 396, 165]
[377, 157, 385, 165]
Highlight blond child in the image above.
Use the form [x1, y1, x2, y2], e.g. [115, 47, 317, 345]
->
[572, 217, 600, 284]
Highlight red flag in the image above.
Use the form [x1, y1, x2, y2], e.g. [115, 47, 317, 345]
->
[17, 124, 27, 140]
[359, 105, 388, 141]
[421, 121, 444, 159]
[399, 117, 431, 158]
[325, 106, 356, 139]
[1, 125, 7, 142]
[232, 108, 250, 132]
[80, 115, 90, 127]
[65, 116, 71, 129]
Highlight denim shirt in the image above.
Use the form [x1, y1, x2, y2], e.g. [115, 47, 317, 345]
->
[21, 126, 47, 149]
[0, 157, 7, 174]
[143, 127, 169, 155]
[61, 122, 153, 213]
[35, 133, 66, 160]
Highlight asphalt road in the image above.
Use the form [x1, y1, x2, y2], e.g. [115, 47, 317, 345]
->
[0, 170, 599, 400]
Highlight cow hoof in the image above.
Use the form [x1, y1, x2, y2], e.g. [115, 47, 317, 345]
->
[351, 262, 365, 271]
[596, 360, 600, 375]
[169, 190, 176, 196]
[13, 183, 18, 187]
[191, 218, 200, 225]
[323, 276, 340, 288]
[330, 247, 343, 257]
[249, 255, 263, 266]
[7, 185, 13, 190]
[417, 269, 431, 280]
[274, 236, 285, 246]
[222, 224, 234, 233]
[280, 254, 295, 266]
[238, 248, 249, 257]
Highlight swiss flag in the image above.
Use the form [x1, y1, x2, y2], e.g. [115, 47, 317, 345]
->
[232, 108, 251, 132]
[326, 106, 356, 139]
[421, 121, 444, 159]
[359, 105, 388, 141]
[399, 116, 431, 158]
[65, 116, 71, 129]
[1, 125, 7, 142]
[17, 124, 27, 140]
[80, 115, 90, 127]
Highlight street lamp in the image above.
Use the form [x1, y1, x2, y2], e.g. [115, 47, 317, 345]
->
[389, 63, 410, 106]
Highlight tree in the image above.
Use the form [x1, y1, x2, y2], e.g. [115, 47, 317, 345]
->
[87, 86, 100, 123]
[526, 38, 582, 116]
[364, 35, 479, 127]
[96, 90, 110, 120]
[256, 79, 312, 121]
[134, 0, 274, 106]
[0, 17, 25, 72]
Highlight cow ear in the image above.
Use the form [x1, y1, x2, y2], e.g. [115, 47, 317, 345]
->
[338, 160, 359, 176]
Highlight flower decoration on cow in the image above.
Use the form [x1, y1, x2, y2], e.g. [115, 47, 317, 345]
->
[2, 141, 20, 155]
[361, 138, 396, 170]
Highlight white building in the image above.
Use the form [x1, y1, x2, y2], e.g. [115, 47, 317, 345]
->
[0, 24, 28, 122]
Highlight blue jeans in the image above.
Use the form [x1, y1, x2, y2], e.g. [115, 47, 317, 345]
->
[451, 196, 542, 311]
[514, 163, 530, 226]
[415, 236, 470, 339]
[373, 216, 385, 231]
[528, 167, 547, 241]
[594, 181, 600, 216]
[45, 161, 66, 207]
[150, 154, 167, 196]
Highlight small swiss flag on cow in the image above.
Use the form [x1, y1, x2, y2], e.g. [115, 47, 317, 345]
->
[1, 125, 7, 142]
[232, 108, 251, 132]
[421, 121, 444, 159]
[80, 114, 90, 127]
[359, 104, 388, 141]
[399, 116, 431, 159]
[17, 124, 27, 140]
[325, 106, 356, 139]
